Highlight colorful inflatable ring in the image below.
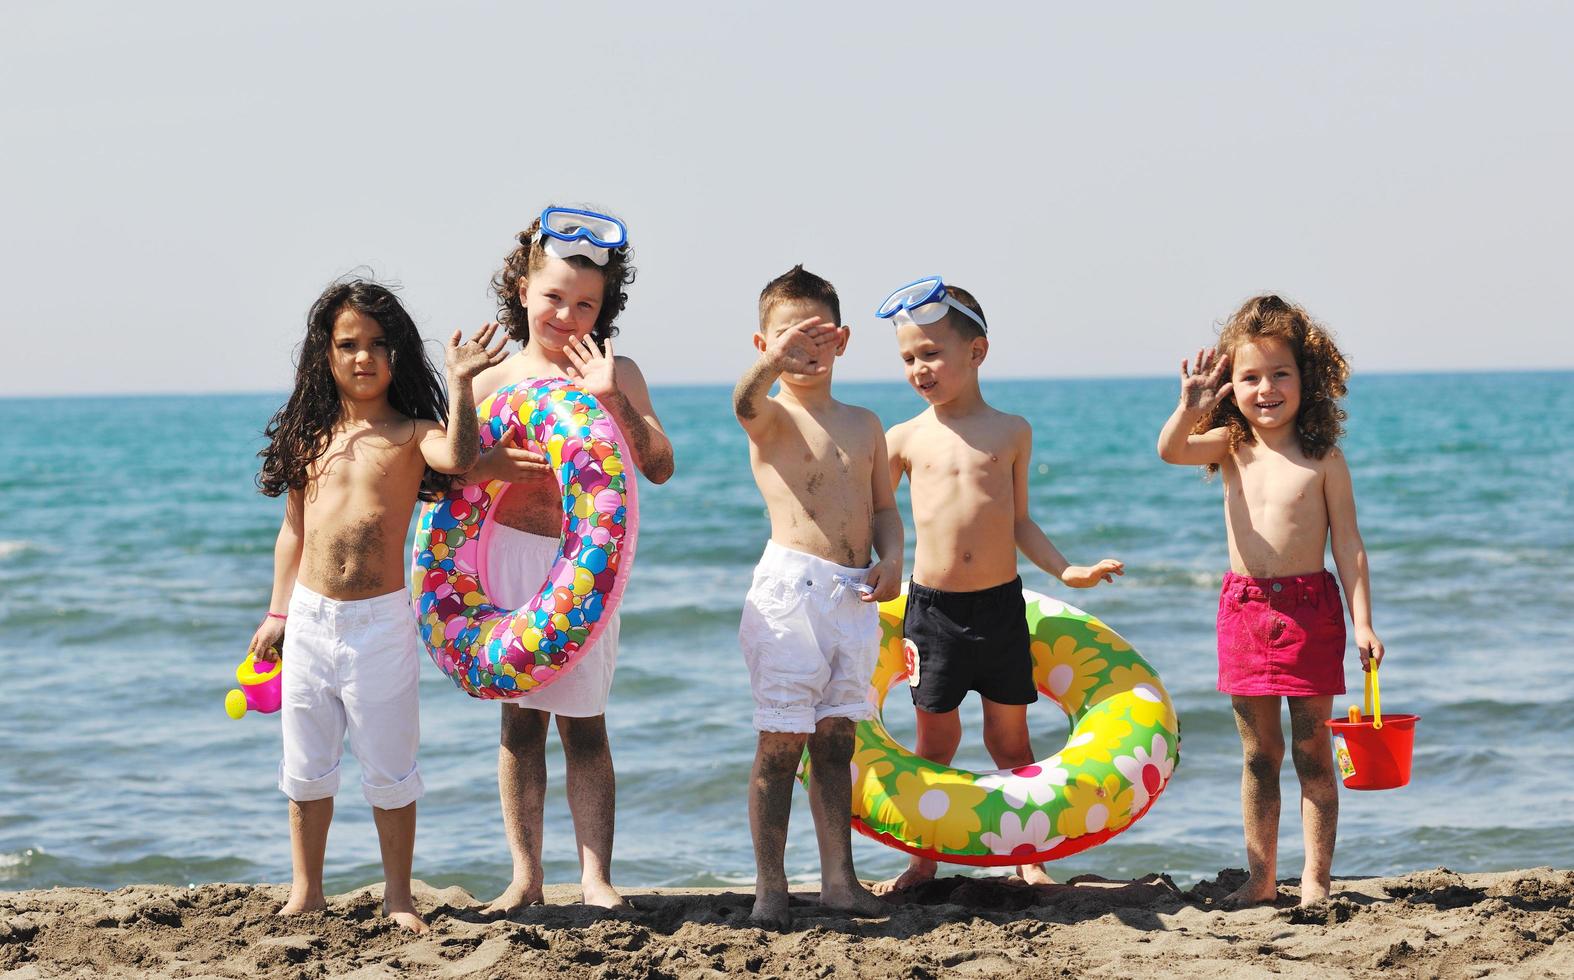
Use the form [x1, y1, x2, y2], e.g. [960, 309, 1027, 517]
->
[410, 378, 638, 699]
[804, 588, 1179, 866]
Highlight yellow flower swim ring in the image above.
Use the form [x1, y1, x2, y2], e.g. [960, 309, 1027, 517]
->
[804, 588, 1180, 866]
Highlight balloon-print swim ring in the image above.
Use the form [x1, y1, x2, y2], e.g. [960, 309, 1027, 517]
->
[411, 378, 638, 699]
[804, 588, 1179, 865]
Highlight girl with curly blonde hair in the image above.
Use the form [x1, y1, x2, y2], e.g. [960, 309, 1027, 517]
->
[1157, 294, 1384, 911]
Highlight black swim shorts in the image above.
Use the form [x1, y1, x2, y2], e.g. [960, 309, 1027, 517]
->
[903, 577, 1036, 714]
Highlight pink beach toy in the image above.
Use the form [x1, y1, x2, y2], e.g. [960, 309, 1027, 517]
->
[224, 650, 282, 719]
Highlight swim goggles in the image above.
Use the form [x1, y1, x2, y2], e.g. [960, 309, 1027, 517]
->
[874, 276, 987, 334]
[535, 207, 628, 266]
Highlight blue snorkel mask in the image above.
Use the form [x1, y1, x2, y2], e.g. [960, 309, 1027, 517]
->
[874, 276, 987, 334]
[535, 207, 628, 267]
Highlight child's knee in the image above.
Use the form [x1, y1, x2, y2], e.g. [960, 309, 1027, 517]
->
[1290, 737, 1335, 783]
[808, 717, 856, 764]
[1243, 744, 1284, 782]
[757, 732, 808, 776]
[982, 727, 1031, 763]
[500, 705, 550, 751]
[558, 716, 610, 760]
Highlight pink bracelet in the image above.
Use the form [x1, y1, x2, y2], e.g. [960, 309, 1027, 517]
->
[267, 612, 288, 621]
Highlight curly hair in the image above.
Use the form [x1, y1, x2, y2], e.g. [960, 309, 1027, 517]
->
[491, 209, 636, 345]
[1193, 294, 1350, 473]
[257, 278, 451, 500]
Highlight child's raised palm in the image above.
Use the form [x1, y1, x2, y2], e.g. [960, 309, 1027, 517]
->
[1179, 347, 1232, 413]
[447, 322, 508, 380]
[767, 316, 839, 376]
[564, 335, 618, 399]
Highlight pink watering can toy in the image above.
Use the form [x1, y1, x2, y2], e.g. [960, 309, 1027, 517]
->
[225, 650, 282, 719]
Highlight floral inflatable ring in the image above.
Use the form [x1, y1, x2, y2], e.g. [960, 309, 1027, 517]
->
[410, 377, 638, 699]
[802, 588, 1179, 866]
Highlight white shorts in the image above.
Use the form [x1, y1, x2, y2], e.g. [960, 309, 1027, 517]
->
[739, 541, 879, 733]
[278, 584, 424, 809]
[485, 525, 619, 718]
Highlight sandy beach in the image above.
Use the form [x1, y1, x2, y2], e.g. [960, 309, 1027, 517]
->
[2, 867, 1570, 979]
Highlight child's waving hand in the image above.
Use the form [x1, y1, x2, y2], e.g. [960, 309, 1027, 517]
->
[564, 335, 618, 399]
[1179, 347, 1233, 414]
[765, 316, 840, 376]
[1061, 558, 1126, 588]
[447, 321, 509, 380]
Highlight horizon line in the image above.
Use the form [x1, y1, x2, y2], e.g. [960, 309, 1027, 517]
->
[2, 365, 1569, 401]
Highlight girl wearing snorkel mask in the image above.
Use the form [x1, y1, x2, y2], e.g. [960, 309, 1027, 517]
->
[461, 206, 675, 911]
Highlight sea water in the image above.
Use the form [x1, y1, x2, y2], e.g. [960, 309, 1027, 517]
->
[1, 373, 1570, 894]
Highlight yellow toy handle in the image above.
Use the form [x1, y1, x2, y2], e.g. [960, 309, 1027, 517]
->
[1364, 664, 1383, 730]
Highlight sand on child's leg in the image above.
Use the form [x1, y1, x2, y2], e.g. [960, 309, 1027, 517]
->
[874, 706, 962, 895]
[372, 801, 426, 933]
[750, 731, 809, 927]
[485, 704, 549, 915]
[1288, 695, 1338, 906]
[280, 797, 332, 916]
[1224, 695, 1284, 909]
[558, 713, 627, 909]
[805, 717, 886, 916]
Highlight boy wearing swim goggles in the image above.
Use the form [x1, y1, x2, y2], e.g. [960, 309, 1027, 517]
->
[733, 265, 902, 927]
[875, 277, 1125, 895]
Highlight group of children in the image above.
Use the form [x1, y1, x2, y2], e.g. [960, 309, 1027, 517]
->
[249, 204, 1384, 933]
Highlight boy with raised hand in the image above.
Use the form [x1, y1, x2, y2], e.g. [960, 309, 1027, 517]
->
[874, 277, 1124, 895]
[733, 264, 903, 927]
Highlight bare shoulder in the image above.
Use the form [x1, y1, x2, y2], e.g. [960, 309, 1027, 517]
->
[470, 360, 511, 399]
[964, 405, 1028, 451]
[1319, 445, 1350, 478]
[411, 416, 444, 443]
[842, 402, 884, 434]
[885, 412, 926, 450]
[613, 354, 646, 382]
[995, 409, 1032, 441]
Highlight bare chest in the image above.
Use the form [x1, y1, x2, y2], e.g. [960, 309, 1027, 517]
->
[907, 436, 1013, 498]
[757, 415, 872, 491]
[1227, 453, 1326, 526]
[308, 428, 423, 499]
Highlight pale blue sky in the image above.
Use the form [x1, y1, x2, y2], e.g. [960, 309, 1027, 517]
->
[3, 2, 1570, 397]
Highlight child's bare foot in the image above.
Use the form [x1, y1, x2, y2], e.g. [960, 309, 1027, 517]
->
[483, 879, 545, 916]
[818, 881, 889, 917]
[1016, 862, 1054, 886]
[750, 888, 792, 929]
[384, 903, 428, 933]
[581, 880, 629, 910]
[1298, 878, 1332, 906]
[278, 886, 326, 916]
[1219, 877, 1279, 910]
[872, 859, 936, 896]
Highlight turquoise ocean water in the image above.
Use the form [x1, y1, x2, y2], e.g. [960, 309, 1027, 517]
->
[1, 373, 1570, 895]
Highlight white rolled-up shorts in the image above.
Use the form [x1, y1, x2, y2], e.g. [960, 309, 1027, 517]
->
[277, 583, 424, 809]
[739, 541, 879, 733]
[486, 525, 619, 717]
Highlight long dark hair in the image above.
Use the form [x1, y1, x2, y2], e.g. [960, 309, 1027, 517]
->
[257, 278, 450, 500]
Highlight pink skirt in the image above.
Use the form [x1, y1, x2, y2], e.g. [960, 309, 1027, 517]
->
[1216, 570, 1346, 697]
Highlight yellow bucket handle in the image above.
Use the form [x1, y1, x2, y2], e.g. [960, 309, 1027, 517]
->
[1364, 663, 1382, 729]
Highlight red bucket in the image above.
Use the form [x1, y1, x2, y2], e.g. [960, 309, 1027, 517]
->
[1326, 666, 1417, 790]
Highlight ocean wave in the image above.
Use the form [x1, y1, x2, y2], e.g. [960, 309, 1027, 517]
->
[0, 848, 41, 880]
